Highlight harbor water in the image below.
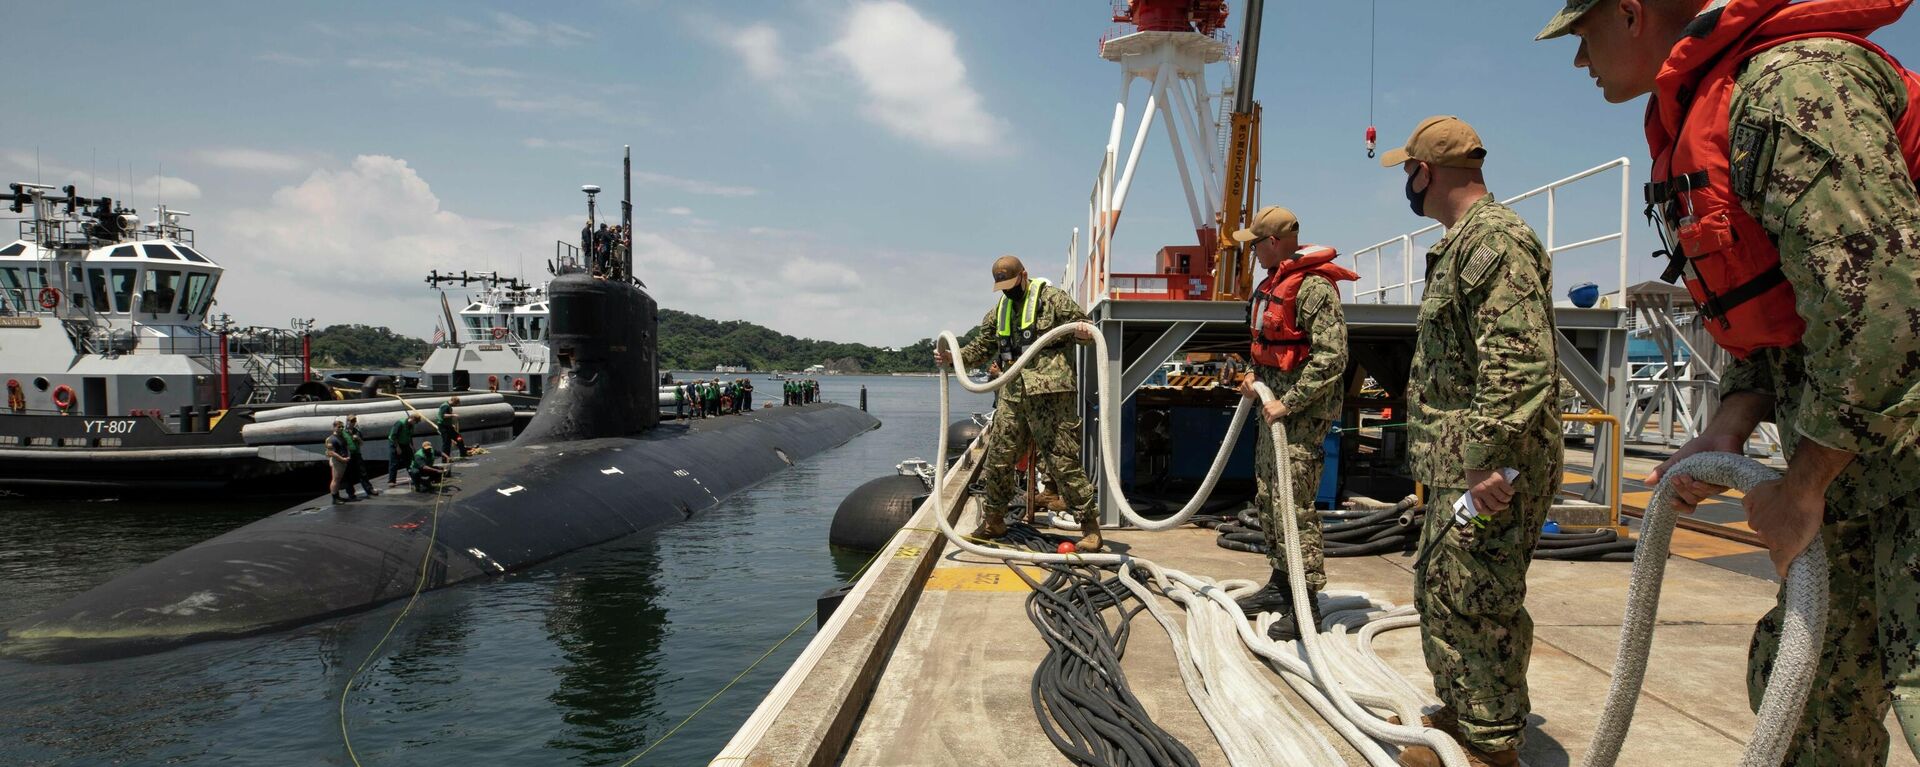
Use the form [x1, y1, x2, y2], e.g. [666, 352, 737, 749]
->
[0, 374, 992, 766]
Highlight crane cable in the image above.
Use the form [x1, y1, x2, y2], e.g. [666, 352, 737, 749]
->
[1365, 0, 1378, 158]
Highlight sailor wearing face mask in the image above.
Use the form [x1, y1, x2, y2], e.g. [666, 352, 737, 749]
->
[935, 255, 1103, 551]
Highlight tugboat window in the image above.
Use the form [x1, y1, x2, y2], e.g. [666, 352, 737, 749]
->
[0, 268, 22, 292]
[197, 275, 219, 314]
[174, 245, 210, 263]
[183, 273, 210, 316]
[148, 270, 182, 314]
[68, 266, 86, 309]
[141, 244, 180, 261]
[109, 245, 137, 258]
[0, 242, 24, 256]
[33, 377, 48, 391]
[110, 269, 137, 313]
[88, 269, 110, 312]
[146, 377, 167, 393]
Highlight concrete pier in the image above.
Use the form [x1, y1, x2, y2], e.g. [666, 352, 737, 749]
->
[719, 438, 1917, 766]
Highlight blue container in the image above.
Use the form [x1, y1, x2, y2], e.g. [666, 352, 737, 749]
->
[1542, 519, 1561, 535]
[1569, 282, 1600, 308]
[1318, 422, 1342, 508]
[1169, 406, 1258, 480]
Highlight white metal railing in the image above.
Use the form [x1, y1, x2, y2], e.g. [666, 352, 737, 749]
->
[1349, 157, 1634, 305]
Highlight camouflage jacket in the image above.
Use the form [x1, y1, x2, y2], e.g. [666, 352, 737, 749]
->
[958, 280, 1091, 403]
[1255, 275, 1348, 424]
[1406, 196, 1563, 495]
[1718, 39, 1920, 515]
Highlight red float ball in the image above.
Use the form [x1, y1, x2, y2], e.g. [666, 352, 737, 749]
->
[1056, 541, 1077, 555]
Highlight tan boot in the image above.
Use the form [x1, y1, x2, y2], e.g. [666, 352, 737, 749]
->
[1399, 740, 1516, 767]
[1075, 512, 1104, 553]
[1392, 708, 1465, 767]
[969, 511, 1008, 540]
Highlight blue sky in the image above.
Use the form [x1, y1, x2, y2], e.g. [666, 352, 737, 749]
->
[5, 1, 1915, 345]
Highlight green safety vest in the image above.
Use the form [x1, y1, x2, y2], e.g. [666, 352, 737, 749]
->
[995, 278, 1048, 362]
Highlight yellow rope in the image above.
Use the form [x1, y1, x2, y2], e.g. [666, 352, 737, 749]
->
[613, 537, 893, 765]
[338, 467, 450, 766]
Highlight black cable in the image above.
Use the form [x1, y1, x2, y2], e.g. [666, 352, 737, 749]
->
[1011, 545, 1200, 767]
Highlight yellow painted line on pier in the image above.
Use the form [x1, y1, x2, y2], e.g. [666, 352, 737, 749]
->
[925, 566, 1040, 592]
[1562, 471, 1592, 485]
[1667, 528, 1760, 559]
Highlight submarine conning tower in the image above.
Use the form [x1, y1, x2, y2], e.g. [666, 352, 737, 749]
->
[515, 271, 659, 444]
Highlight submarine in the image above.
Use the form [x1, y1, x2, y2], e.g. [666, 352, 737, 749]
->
[3, 223, 879, 662]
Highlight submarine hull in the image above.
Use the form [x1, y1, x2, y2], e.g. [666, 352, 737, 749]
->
[4, 272, 881, 661]
[3, 403, 878, 660]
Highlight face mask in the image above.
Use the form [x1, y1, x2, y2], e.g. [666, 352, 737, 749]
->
[1404, 164, 1429, 217]
[1003, 284, 1025, 301]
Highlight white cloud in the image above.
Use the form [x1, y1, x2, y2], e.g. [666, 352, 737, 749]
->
[341, 56, 642, 124]
[830, 2, 1006, 152]
[45, 153, 968, 346]
[632, 170, 759, 198]
[191, 148, 308, 174]
[729, 23, 788, 82]
[458, 11, 594, 47]
[205, 156, 557, 336]
[522, 138, 600, 153]
[0, 150, 201, 205]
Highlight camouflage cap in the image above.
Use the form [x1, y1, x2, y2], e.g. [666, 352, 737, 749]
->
[1536, 0, 1602, 40]
[991, 254, 1026, 291]
[1231, 206, 1300, 243]
[1378, 115, 1488, 169]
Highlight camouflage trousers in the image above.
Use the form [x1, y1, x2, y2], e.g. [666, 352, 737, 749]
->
[1747, 487, 1920, 766]
[980, 393, 1096, 521]
[1255, 414, 1330, 590]
[1413, 486, 1550, 752]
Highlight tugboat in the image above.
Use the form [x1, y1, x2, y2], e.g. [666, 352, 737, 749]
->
[0, 182, 515, 496]
[416, 269, 549, 410]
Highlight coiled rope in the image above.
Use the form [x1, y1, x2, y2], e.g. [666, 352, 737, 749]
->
[933, 322, 1465, 766]
[1581, 452, 1827, 767]
[934, 319, 1828, 766]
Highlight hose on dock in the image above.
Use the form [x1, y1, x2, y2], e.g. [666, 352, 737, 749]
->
[1579, 452, 1826, 767]
[1002, 523, 1204, 767]
[932, 322, 1465, 766]
[933, 321, 1824, 766]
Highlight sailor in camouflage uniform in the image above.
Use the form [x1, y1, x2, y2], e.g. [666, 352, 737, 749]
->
[1384, 116, 1562, 767]
[1545, 1, 1920, 763]
[1226, 206, 1357, 641]
[938, 255, 1104, 552]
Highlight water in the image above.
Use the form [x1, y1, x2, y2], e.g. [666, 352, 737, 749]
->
[0, 374, 994, 766]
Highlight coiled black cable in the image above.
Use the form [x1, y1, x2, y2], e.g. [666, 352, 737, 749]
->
[1003, 522, 1201, 767]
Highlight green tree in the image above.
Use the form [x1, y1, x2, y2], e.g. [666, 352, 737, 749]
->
[309, 324, 433, 368]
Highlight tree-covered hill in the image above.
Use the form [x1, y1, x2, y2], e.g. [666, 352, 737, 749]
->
[658, 308, 977, 374]
[310, 325, 434, 368]
[305, 310, 979, 373]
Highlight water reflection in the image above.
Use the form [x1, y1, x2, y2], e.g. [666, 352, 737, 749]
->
[543, 538, 670, 763]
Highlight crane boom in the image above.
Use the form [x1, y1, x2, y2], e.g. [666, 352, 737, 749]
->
[1213, 0, 1264, 301]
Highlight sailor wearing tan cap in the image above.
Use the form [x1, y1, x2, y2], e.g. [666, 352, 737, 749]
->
[1227, 205, 1357, 641]
[1543, 1, 1920, 763]
[935, 255, 1104, 551]
[1384, 116, 1562, 767]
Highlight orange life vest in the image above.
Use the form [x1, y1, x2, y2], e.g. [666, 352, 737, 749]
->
[1644, 0, 1920, 359]
[1248, 245, 1357, 371]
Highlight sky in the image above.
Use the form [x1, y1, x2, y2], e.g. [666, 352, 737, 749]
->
[4, 1, 1916, 346]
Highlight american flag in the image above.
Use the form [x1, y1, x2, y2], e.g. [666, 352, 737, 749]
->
[432, 324, 445, 344]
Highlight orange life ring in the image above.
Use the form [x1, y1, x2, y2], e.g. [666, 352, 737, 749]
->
[52, 384, 75, 411]
[38, 287, 61, 309]
[491, 327, 508, 340]
[512, 377, 527, 393]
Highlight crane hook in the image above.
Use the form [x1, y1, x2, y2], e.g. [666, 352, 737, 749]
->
[1365, 125, 1377, 159]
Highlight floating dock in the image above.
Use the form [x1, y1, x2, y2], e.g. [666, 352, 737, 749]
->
[714, 435, 1916, 766]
